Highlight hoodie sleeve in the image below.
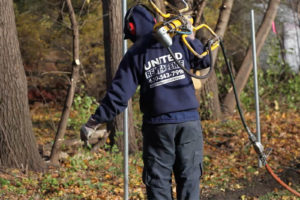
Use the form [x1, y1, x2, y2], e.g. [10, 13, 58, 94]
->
[187, 38, 211, 70]
[92, 52, 139, 123]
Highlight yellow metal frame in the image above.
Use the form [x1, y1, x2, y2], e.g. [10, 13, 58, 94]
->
[149, 0, 171, 18]
[182, 24, 220, 58]
[148, 0, 220, 58]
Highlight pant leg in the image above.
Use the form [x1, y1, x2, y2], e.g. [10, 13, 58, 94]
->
[142, 123, 177, 200]
[173, 120, 203, 200]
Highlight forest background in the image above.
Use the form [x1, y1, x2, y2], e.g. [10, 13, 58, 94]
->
[0, 0, 300, 199]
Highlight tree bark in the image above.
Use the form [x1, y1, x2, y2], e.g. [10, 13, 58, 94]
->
[102, 0, 137, 153]
[0, 0, 44, 171]
[194, 0, 207, 26]
[222, 0, 281, 114]
[197, 0, 234, 120]
[50, 0, 81, 165]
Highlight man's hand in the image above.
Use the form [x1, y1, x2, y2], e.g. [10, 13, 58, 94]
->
[80, 116, 100, 146]
[80, 125, 96, 144]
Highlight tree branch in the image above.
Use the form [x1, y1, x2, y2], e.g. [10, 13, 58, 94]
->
[50, 0, 81, 165]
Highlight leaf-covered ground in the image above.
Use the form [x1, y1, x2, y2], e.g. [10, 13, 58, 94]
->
[0, 104, 299, 200]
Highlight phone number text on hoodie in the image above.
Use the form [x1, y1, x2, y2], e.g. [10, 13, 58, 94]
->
[144, 53, 186, 88]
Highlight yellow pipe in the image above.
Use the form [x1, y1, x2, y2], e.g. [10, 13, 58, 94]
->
[181, 23, 219, 58]
[182, 35, 219, 58]
[154, 16, 193, 36]
[149, 0, 171, 18]
[193, 24, 218, 37]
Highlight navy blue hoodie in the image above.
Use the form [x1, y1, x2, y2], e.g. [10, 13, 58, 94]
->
[93, 5, 210, 124]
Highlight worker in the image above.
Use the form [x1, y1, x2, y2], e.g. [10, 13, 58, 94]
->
[80, 4, 210, 200]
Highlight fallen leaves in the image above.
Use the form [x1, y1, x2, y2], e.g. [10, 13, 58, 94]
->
[200, 111, 300, 198]
[0, 109, 299, 199]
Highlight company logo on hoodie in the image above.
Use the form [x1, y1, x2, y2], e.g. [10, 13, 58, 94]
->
[144, 52, 185, 88]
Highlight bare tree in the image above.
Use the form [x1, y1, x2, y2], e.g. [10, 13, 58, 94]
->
[0, 0, 45, 171]
[223, 0, 281, 114]
[102, 0, 137, 153]
[197, 0, 235, 120]
[50, 0, 81, 165]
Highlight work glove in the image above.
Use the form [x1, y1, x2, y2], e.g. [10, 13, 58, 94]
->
[80, 116, 100, 146]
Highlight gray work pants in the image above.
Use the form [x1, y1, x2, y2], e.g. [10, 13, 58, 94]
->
[142, 120, 203, 200]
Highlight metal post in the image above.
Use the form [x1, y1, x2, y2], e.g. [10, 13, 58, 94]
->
[251, 10, 262, 168]
[122, 0, 129, 199]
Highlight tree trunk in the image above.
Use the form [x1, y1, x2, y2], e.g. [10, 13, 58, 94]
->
[50, 0, 81, 165]
[0, 0, 44, 171]
[197, 0, 234, 120]
[194, 0, 207, 26]
[102, 0, 137, 153]
[222, 0, 281, 114]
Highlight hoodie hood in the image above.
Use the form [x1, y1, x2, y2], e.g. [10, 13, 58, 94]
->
[124, 5, 156, 42]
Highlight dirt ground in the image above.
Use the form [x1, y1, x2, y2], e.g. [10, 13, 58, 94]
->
[201, 163, 300, 200]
